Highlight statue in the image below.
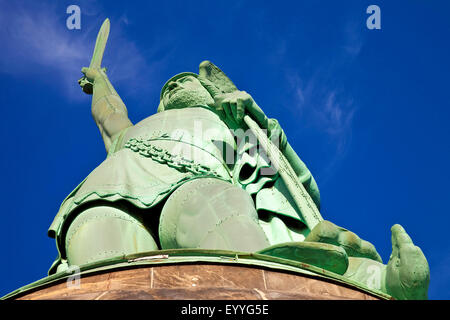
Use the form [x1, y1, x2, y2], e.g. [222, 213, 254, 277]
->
[47, 19, 429, 300]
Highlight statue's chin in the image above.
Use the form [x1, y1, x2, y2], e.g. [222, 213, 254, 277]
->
[165, 90, 214, 111]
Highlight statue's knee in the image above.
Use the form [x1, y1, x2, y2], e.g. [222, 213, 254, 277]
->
[65, 206, 158, 266]
[159, 177, 265, 250]
[307, 221, 361, 249]
[306, 220, 341, 242]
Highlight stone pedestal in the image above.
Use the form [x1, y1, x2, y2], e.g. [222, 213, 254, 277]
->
[15, 263, 381, 300]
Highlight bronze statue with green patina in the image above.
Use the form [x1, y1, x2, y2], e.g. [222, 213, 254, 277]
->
[48, 19, 430, 300]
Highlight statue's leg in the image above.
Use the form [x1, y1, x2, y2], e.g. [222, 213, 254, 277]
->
[159, 177, 270, 252]
[258, 213, 309, 245]
[65, 205, 159, 267]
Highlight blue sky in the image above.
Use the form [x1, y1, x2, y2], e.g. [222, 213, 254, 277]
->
[0, 0, 449, 299]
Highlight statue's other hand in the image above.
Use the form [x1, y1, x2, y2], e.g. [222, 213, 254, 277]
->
[305, 220, 383, 263]
[77, 66, 105, 95]
[213, 90, 268, 128]
[214, 90, 254, 125]
[385, 224, 430, 300]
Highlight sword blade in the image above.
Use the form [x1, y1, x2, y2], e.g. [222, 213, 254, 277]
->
[243, 114, 323, 230]
[89, 18, 110, 69]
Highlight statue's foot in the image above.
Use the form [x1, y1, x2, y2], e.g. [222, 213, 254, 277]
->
[256, 241, 349, 275]
[305, 220, 383, 263]
[385, 224, 430, 300]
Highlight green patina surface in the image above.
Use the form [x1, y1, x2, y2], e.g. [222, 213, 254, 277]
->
[28, 18, 430, 301]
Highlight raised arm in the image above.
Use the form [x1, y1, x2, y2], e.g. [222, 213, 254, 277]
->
[77, 19, 132, 152]
[79, 67, 133, 152]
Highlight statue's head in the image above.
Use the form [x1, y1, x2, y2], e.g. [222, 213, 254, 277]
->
[157, 61, 238, 113]
[158, 72, 214, 112]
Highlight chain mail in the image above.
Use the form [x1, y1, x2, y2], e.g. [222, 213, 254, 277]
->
[124, 137, 221, 178]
